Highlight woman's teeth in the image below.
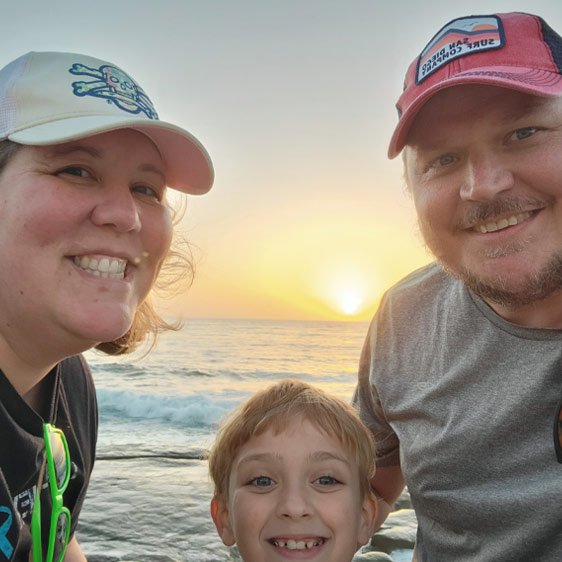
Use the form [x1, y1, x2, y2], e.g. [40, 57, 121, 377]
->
[74, 256, 127, 279]
[475, 211, 531, 233]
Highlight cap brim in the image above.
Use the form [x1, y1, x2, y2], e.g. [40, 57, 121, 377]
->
[9, 115, 214, 195]
[388, 66, 562, 159]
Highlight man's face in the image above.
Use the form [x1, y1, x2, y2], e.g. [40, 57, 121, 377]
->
[404, 84, 562, 323]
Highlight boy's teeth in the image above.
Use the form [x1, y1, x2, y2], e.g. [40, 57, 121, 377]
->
[272, 538, 323, 549]
[74, 256, 127, 279]
[475, 212, 531, 233]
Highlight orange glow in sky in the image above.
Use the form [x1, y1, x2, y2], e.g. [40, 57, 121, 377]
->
[159, 186, 432, 322]
[21, 0, 553, 323]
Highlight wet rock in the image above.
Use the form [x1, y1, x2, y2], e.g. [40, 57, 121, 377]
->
[370, 508, 417, 553]
[353, 550, 394, 561]
[394, 488, 413, 510]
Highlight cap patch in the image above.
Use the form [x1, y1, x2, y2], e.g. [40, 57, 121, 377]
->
[416, 15, 504, 84]
[69, 62, 159, 119]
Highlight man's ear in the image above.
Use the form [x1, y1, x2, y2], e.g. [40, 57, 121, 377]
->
[210, 496, 236, 546]
[357, 492, 377, 547]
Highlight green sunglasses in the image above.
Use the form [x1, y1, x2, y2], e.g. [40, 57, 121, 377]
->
[31, 423, 71, 562]
[556, 397, 562, 464]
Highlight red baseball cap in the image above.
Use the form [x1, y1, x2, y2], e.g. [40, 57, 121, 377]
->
[388, 12, 562, 158]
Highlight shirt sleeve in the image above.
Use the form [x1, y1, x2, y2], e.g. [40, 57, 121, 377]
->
[58, 355, 98, 538]
[353, 308, 401, 467]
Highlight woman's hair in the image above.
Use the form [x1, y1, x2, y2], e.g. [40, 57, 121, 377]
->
[96, 233, 193, 354]
[0, 138, 192, 355]
[0, 139, 20, 172]
[207, 379, 377, 502]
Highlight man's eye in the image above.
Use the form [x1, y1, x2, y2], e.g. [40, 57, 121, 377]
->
[436, 154, 456, 167]
[315, 475, 341, 486]
[248, 475, 275, 487]
[511, 127, 537, 141]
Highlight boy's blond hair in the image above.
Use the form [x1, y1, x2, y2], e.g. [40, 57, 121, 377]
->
[208, 379, 376, 501]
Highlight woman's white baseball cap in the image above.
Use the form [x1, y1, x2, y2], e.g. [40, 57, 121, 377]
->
[0, 51, 213, 194]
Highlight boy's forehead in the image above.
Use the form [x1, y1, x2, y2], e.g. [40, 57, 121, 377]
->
[233, 418, 351, 463]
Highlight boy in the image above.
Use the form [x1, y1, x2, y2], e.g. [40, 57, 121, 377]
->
[208, 379, 377, 562]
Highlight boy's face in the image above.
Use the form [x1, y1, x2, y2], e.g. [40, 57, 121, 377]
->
[211, 418, 376, 562]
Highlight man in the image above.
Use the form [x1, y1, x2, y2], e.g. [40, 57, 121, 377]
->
[354, 12, 562, 562]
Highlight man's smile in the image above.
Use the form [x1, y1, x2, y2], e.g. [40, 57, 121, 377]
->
[472, 211, 533, 233]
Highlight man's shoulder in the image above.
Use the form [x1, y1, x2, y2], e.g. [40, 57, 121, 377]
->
[384, 262, 457, 303]
[374, 262, 474, 331]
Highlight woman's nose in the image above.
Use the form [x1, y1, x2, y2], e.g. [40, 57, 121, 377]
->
[90, 186, 141, 233]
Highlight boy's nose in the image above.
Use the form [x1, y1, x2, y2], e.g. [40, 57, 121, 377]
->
[276, 485, 314, 519]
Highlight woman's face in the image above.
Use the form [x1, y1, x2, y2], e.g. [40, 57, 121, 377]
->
[0, 129, 173, 357]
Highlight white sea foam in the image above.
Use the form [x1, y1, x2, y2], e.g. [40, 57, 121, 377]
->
[80, 318, 375, 561]
[96, 387, 235, 427]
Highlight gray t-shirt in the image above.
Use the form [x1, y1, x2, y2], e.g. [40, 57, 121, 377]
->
[354, 263, 562, 562]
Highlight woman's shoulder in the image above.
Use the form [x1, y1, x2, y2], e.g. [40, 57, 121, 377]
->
[59, 355, 96, 398]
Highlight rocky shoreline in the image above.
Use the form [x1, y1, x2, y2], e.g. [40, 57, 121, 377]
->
[353, 489, 416, 562]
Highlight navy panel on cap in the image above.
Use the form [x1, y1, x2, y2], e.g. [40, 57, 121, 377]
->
[539, 17, 562, 73]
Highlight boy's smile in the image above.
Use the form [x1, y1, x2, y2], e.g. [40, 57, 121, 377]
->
[211, 417, 375, 562]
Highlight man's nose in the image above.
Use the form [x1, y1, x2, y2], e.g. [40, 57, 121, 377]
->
[459, 152, 515, 202]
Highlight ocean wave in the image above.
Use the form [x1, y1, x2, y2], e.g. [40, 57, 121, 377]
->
[89, 361, 220, 380]
[96, 388, 236, 427]
[96, 450, 205, 461]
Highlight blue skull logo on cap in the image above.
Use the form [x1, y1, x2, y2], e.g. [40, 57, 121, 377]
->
[69, 62, 159, 119]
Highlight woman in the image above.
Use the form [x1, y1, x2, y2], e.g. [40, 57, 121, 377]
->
[0, 51, 213, 561]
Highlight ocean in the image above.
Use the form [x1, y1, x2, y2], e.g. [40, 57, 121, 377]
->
[76, 318, 412, 562]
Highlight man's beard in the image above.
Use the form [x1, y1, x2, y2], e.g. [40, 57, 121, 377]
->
[442, 253, 562, 308]
[417, 195, 562, 308]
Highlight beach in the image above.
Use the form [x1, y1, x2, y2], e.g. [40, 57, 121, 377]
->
[77, 318, 415, 561]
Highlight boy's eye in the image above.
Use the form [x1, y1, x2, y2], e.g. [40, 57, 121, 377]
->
[510, 127, 537, 141]
[315, 475, 341, 486]
[248, 475, 275, 487]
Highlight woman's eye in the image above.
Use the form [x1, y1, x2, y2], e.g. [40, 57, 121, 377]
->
[511, 127, 537, 141]
[132, 184, 161, 200]
[315, 475, 341, 486]
[58, 166, 90, 178]
[248, 475, 275, 487]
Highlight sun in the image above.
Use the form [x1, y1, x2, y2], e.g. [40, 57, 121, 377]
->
[339, 291, 362, 315]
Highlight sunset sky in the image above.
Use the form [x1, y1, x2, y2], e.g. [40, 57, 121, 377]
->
[4, 0, 562, 321]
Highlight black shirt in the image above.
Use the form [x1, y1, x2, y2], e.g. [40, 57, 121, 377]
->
[0, 355, 97, 561]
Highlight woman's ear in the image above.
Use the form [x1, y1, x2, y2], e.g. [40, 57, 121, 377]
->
[210, 496, 236, 546]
